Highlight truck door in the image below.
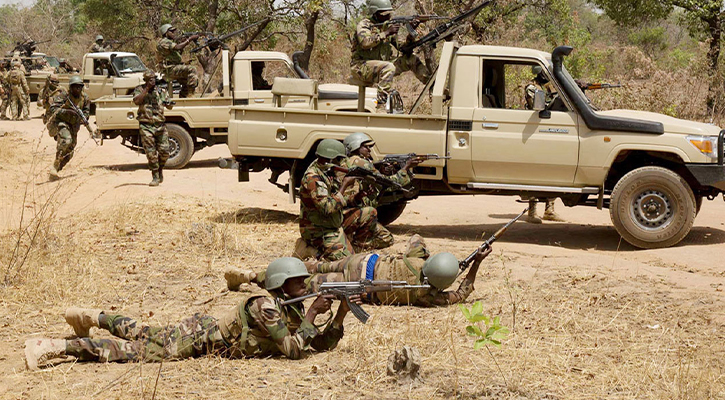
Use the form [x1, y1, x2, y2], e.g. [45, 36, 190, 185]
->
[85, 58, 114, 99]
[249, 60, 300, 106]
[469, 59, 580, 186]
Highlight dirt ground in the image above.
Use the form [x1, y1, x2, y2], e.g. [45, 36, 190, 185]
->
[1, 108, 724, 399]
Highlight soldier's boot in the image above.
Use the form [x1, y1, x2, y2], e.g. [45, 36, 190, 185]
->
[24, 338, 66, 370]
[48, 165, 60, 181]
[292, 237, 319, 260]
[224, 267, 257, 291]
[149, 170, 160, 187]
[158, 168, 164, 183]
[64, 307, 102, 337]
[542, 200, 564, 222]
[524, 200, 542, 224]
[376, 91, 388, 112]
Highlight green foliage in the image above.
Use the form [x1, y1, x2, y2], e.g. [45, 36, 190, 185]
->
[459, 301, 509, 349]
[591, 0, 672, 26]
[627, 27, 668, 56]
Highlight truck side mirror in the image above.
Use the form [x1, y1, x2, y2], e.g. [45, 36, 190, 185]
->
[533, 89, 551, 119]
[103, 68, 110, 77]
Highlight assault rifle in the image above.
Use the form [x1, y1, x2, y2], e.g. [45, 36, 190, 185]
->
[579, 82, 622, 91]
[375, 153, 451, 171]
[373, 15, 449, 39]
[191, 19, 269, 53]
[458, 208, 527, 273]
[330, 165, 410, 193]
[281, 280, 430, 323]
[62, 95, 101, 146]
[399, 0, 493, 55]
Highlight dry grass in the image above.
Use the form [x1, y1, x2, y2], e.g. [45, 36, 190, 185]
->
[1, 197, 724, 399]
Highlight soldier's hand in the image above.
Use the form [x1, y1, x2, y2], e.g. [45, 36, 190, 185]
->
[338, 294, 362, 313]
[309, 294, 334, 316]
[385, 24, 400, 37]
[410, 20, 421, 29]
[403, 157, 422, 171]
[189, 34, 201, 41]
[475, 246, 492, 262]
[340, 176, 357, 192]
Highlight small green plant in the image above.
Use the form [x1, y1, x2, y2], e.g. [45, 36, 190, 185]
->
[459, 301, 510, 349]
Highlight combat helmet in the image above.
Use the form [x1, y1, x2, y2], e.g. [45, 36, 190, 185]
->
[531, 65, 548, 83]
[367, 0, 393, 15]
[159, 24, 174, 36]
[315, 138, 346, 159]
[48, 74, 59, 83]
[422, 252, 459, 289]
[143, 70, 156, 81]
[265, 257, 311, 290]
[343, 132, 375, 155]
[95, 35, 104, 42]
[68, 75, 84, 86]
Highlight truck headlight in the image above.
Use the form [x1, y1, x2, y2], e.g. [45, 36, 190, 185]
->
[686, 135, 720, 159]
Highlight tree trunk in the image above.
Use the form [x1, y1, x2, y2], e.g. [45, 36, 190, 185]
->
[706, 17, 722, 114]
[298, 9, 321, 73]
[196, 0, 219, 93]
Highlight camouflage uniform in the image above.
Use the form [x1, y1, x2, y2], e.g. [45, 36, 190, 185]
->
[524, 80, 557, 110]
[65, 296, 343, 362]
[7, 67, 29, 120]
[351, 18, 430, 103]
[157, 37, 198, 98]
[49, 89, 90, 172]
[0, 68, 9, 120]
[90, 43, 106, 53]
[339, 154, 411, 250]
[306, 235, 475, 307]
[132, 84, 170, 172]
[39, 78, 66, 136]
[299, 159, 354, 261]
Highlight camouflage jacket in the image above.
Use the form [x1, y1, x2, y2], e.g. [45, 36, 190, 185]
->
[341, 155, 411, 208]
[299, 160, 348, 232]
[0, 71, 7, 96]
[307, 235, 475, 307]
[351, 18, 395, 64]
[132, 84, 169, 124]
[524, 80, 557, 110]
[219, 294, 343, 359]
[7, 69, 28, 94]
[157, 37, 183, 66]
[49, 90, 90, 129]
[39, 80, 65, 111]
[90, 43, 106, 53]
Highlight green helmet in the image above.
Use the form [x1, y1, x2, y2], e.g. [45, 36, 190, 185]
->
[422, 252, 459, 289]
[315, 139, 346, 159]
[367, 0, 393, 15]
[159, 24, 174, 36]
[265, 257, 311, 290]
[69, 75, 84, 86]
[48, 73, 59, 83]
[95, 35, 104, 42]
[343, 132, 375, 155]
[143, 70, 156, 81]
[531, 65, 542, 75]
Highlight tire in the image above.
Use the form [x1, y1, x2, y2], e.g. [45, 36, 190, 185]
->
[164, 123, 194, 169]
[695, 195, 703, 216]
[377, 200, 408, 226]
[609, 166, 696, 249]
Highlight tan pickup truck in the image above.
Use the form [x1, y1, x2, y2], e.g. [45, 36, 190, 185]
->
[22, 52, 146, 101]
[226, 42, 725, 249]
[94, 50, 376, 168]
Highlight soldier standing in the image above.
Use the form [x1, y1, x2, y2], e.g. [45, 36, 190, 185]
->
[24, 258, 362, 369]
[351, 0, 431, 109]
[48, 75, 90, 181]
[227, 234, 491, 307]
[7, 60, 29, 120]
[523, 65, 563, 223]
[0, 62, 9, 120]
[38, 74, 66, 138]
[299, 139, 360, 261]
[339, 132, 417, 250]
[132, 70, 173, 187]
[90, 35, 107, 53]
[156, 23, 199, 98]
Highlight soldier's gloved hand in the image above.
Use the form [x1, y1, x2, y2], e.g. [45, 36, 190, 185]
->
[474, 246, 493, 262]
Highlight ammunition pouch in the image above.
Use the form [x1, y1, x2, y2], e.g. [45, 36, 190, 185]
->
[218, 295, 263, 349]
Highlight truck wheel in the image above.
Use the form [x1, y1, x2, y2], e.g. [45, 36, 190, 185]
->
[695, 195, 703, 216]
[609, 166, 696, 249]
[377, 200, 407, 226]
[165, 123, 194, 169]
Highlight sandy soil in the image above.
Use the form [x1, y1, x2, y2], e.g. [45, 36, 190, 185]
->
[1, 108, 724, 399]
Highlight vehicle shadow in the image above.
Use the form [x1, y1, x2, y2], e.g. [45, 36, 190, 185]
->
[93, 158, 223, 172]
[212, 207, 298, 224]
[388, 220, 725, 251]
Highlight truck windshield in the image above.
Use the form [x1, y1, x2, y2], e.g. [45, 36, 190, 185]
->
[112, 56, 146, 74]
[44, 56, 60, 68]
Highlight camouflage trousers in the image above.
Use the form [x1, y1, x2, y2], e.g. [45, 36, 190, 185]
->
[350, 54, 430, 102]
[9, 88, 27, 120]
[0, 94, 8, 119]
[140, 123, 170, 171]
[165, 64, 198, 98]
[301, 226, 354, 261]
[65, 313, 227, 363]
[343, 206, 393, 251]
[54, 124, 79, 171]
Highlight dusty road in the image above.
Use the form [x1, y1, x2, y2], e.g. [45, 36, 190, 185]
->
[1, 109, 724, 398]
